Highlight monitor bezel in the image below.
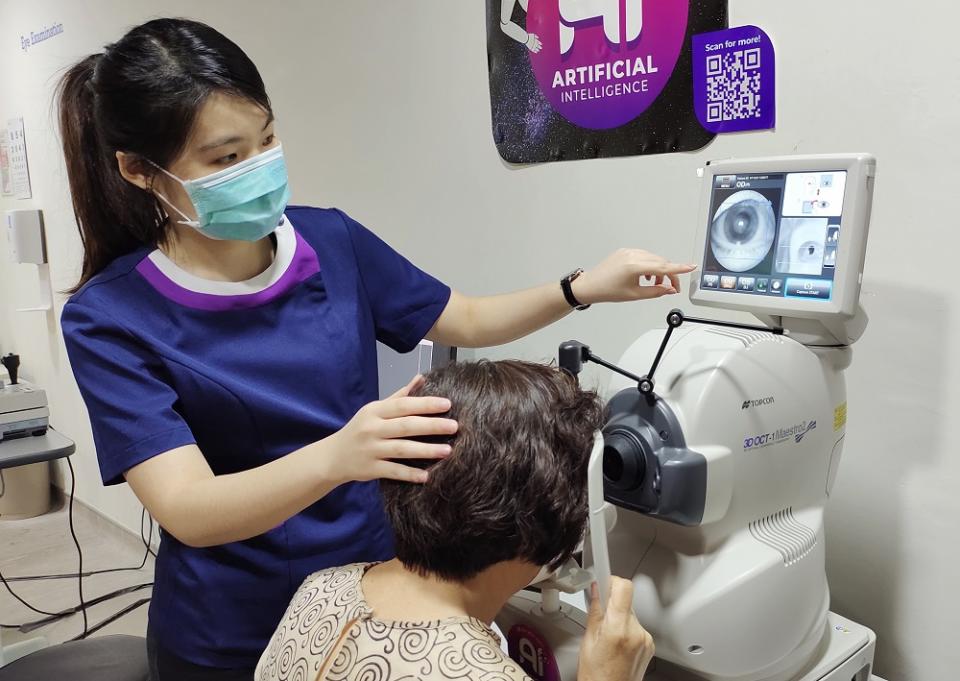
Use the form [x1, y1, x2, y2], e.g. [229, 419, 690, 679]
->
[689, 154, 875, 320]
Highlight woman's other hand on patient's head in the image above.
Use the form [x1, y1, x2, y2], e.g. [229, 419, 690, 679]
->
[579, 578, 655, 681]
[326, 374, 459, 485]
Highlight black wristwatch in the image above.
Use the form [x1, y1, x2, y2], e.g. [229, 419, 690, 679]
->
[561, 268, 591, 311]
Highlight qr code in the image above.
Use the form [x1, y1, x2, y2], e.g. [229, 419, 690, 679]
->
[705, 48, 761, 122]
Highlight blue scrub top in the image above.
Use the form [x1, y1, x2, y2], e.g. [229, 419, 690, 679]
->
[61, 206, 451, 667]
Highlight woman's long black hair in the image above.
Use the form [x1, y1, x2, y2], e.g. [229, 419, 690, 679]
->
[57, 18, 272, 291]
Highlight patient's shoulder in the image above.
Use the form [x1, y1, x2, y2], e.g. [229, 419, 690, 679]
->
[301, 563, 368, 595]
[356, 617, 532, 681]
[441, 619, 532, 680]
[256, 563, 371, 680]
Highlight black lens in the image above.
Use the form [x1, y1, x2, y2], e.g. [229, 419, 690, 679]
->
[603, 445, 625, 482]
[602, 430, 647, 491]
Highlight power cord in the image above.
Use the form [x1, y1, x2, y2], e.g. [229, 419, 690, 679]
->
[0, 569, 63, 618]
[69, 597, 151, 641]
[3, 508, 155, 583]
[0, 465, 157, 634]
[141, 505, 158, 559]
[16, 582, 152, 634]
[65, 457, 89, 637]
[0, 460, 90, 635]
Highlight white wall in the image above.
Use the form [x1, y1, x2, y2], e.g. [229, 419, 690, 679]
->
[0, 1, 956, 678]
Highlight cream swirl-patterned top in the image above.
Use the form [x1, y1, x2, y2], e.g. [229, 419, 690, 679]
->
[255, 563, 532, 681]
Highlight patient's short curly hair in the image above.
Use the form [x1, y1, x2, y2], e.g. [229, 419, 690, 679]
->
[380, 359, 605, 582]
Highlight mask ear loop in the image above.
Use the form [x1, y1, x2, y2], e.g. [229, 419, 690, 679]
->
[143, 158, 200, 228]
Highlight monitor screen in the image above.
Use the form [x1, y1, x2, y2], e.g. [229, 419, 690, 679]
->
[700, 170, 847, 301]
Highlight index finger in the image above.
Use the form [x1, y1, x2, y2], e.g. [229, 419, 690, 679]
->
[585, 582, 604, 630]
[648, 262, 697, 276]
[604, 577, 635, 626]
[389, 374, 425, 400]
[378, 395, 452, 419]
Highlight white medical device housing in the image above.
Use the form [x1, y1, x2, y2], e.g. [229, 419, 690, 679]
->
[690, 154, 875, 345]
[495, 154, 880, 681]
[0, 379, 49, 441]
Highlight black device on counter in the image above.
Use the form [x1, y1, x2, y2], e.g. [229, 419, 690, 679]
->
[1, 353, 20, 385]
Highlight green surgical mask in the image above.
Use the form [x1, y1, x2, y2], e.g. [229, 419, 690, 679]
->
[150, 144, 290, 241]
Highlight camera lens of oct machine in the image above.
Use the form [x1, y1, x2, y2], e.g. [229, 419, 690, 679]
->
[602, 429, 647, 491]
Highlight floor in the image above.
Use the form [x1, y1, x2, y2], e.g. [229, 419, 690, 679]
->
[0, 491, 154, 651]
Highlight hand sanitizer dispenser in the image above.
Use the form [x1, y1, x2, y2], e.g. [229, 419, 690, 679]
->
[5, 209, 52, 312]
[5, 209, 47, 265]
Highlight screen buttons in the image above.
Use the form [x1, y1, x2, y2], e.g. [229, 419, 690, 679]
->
[702, 274, 719, 289]
[770, 279, 783, 294]
[737, 277, 755, 291]
[824, 226, 840, 268]
[785, 278, 833, 300]
[720, 275, 737, 290]
[755, 278, 769, 293]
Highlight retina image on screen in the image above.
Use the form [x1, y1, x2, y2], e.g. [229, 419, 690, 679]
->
[700, 171, 846, 301]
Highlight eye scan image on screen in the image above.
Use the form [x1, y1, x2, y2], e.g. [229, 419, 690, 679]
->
[701, 171, 847, 301]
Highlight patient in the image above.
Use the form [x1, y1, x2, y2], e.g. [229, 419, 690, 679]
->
[256, 360, 654, 681]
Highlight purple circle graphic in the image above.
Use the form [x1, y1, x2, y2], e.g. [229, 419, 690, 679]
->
[507, 624, 561, 681]
[526, 0, 689, 129]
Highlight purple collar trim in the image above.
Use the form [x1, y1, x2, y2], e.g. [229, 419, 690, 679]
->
[135, 230, 320, 311]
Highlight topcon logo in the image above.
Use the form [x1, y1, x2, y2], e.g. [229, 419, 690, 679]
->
[742, 396, 775, 410]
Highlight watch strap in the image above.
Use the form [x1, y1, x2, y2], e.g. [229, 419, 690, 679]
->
[561, 270, 590, 310]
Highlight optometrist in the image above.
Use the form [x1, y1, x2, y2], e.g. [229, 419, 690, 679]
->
[57, 18, 695, 681]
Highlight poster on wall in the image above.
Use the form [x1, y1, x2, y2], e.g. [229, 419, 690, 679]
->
[693, 25, 776, 133]
[486, 0, 728, 164]
[6, 118, 33, 200]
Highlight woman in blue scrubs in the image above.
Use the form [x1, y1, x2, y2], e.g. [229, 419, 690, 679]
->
[57, 18, 694, 681]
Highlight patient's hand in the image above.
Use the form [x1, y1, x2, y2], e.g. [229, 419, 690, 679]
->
[578, 579, 655, 681]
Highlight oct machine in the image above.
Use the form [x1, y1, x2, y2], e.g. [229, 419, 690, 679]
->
[496, 154, 881, 681]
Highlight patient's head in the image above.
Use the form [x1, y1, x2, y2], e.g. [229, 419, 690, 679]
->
[381, 360, 604, 582]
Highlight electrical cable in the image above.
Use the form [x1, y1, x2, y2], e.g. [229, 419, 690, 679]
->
[65, 457, 89, 637]
[1, 579, 154, 632]
[4, 508, 155, 583]
[141, 505, 158, 558]
[16, 582, 152, 634]
[68, 597, 151, 641]
[0, 465, 157, 633]
[0, 567, 64, 618]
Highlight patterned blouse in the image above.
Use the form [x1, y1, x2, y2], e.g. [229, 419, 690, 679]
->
[255, 563, 532, 681]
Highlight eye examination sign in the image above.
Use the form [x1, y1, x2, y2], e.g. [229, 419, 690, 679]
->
[487, 0, 727, 163]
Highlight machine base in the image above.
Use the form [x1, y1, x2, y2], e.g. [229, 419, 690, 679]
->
[646, 613, 876, 681]
[496, 592, 877, 681]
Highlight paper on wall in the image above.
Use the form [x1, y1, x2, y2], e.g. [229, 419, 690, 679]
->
[0, 129, 12, 196]
[6, 118, 33, 200]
